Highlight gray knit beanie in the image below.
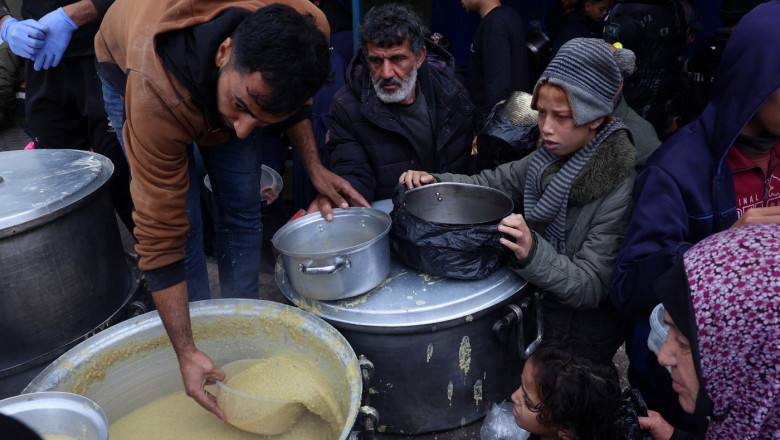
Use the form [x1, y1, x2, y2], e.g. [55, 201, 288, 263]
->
[531, 38, 623, 126]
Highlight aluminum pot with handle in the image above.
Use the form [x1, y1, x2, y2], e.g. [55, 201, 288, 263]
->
[272, 207, 392, 301]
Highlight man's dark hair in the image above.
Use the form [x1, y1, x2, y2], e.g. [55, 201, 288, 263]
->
[528, 336, 623, 439]
[358, 3, 428, 60]
[230, 4, 330, 116]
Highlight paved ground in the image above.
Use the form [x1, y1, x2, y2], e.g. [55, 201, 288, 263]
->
[2, 123, 629, 439]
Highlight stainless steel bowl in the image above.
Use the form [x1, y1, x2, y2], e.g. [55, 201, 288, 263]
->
[404, 182, 514, 225]
[0, 391, 108, 440]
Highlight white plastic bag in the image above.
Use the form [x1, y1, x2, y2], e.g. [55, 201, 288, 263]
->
[479, 402, 531, 440]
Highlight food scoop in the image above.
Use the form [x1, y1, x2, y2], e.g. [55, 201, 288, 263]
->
[216, 359, 305, 435]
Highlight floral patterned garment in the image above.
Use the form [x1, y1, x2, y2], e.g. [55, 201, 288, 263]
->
[683, 223, 780, 439]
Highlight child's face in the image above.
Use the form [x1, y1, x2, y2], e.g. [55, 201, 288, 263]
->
[511, 359, 559, 438]
[584, 0, 610, 22]
[536, 84, 602, 156]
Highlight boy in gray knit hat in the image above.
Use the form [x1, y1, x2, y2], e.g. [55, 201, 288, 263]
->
[401, 38, 638, 357]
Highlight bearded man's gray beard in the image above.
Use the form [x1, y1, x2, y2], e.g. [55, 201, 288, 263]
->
[371, 65, 418, 104]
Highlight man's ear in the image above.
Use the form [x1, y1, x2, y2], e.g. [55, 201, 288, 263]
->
[415, 45, 427, 69]
[215, 37, 233, 68]
[557, 429, 573, 440]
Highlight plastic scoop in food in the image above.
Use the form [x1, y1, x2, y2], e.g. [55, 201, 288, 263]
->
[216, 359, 305, 435]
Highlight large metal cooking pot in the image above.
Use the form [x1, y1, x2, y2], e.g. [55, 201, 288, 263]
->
[0, 150, 134, 398]
[272, 207, 391, 300]
[277, 259, 536, 434]
[403, 182, 514, 225]
[24, 299, 362, 440]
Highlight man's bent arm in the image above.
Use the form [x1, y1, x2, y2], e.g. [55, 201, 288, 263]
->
[151, 281, 226, 420]
[61, 0, 102, 27]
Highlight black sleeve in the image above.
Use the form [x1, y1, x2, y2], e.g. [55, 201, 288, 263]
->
[90, 0, 115, 18]
[144, 260, 187, 292]
[670, 428, 699, 440]
[0, 1, 12, 18]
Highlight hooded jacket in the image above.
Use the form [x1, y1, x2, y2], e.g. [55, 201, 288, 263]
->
[94, 0, 328, 278]
[657, 224, 780, 439]
[610, 0, 780, 402]
[326, 41, 473, 202]
[611, 0, 780, 314]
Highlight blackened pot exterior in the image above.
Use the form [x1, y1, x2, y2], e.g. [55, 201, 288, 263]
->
[277, 259, 529, 434]
[339, 300, 524, 433]
[0, 150, 132, 397]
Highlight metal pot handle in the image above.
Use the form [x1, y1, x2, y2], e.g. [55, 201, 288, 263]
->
[298, 257, 351, 274]
[492, 290, 543, 359]
[348, 405, 379, 440]
[522, 290, 544, 358]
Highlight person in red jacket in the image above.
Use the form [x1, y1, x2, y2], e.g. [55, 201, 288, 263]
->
[610, 2, 780, 435]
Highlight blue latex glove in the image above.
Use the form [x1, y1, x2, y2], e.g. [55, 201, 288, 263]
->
[0, 17, 49, 59]
[33, 7, 77, 71]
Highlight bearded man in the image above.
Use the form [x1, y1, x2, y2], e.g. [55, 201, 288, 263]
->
[308, 2, 474, 209]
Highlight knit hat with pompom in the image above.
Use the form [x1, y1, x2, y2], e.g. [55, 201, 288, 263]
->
[531, 38, 634, 126]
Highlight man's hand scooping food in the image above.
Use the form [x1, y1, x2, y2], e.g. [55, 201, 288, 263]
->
[152, 284, 226, 421]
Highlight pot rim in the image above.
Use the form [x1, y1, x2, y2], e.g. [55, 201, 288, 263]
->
[0, 150, 114, 234]
[272, 207, 392, 259]
[404, 182, 514, 225]
[276, 257, 527, 332]
[0, 391, 109, 440]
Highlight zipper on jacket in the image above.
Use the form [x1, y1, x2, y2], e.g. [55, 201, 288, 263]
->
[764, 176, 770, 205]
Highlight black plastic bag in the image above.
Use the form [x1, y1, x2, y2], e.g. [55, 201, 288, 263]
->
[390, 185, 508, 280]
[612, 388, 655, 440]
[475, 93, 539, 172]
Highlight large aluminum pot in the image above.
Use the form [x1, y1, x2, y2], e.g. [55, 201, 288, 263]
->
[24, 299, 362, 440]
[272, 207, 391, 300]
[0, 150, 134, 398]
[403, 182, 513, 225]
[278, 259, 535, 434]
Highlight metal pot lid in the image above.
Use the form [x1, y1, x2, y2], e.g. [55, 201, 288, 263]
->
[276, 257, 527, 332]
[0, 150, 113, 230]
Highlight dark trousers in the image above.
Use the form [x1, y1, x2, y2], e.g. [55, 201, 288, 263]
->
[25, 55, 134, 235]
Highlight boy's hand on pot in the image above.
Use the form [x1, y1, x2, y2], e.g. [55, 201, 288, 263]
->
[498, 214, 533, 260]
[399, 170, 435, 189]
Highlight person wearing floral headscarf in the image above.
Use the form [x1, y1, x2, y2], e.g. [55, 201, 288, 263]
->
[640, 223, 780, 439]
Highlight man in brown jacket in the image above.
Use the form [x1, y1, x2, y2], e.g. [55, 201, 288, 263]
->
[95, 0, 366, 418]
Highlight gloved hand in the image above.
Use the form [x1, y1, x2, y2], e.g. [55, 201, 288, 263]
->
[0, 17, 49, 59]
[33, 7, 77, 71]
